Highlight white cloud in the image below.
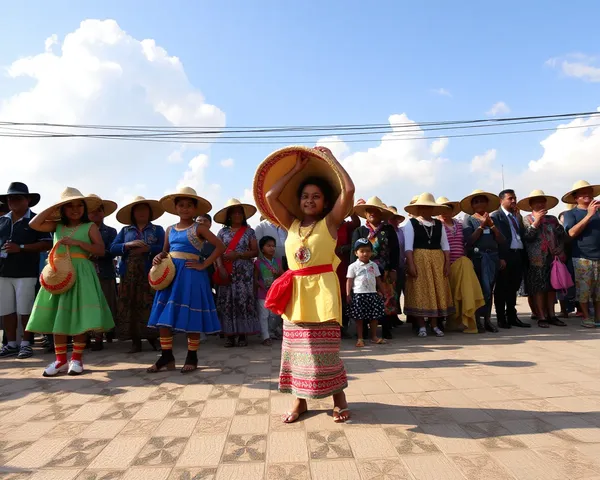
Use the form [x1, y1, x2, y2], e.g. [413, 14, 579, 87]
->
[430, 137, 449, 156]
[316, 135, 350, 161]
[432, 88, 452, 97]
[547, 53, 600, 82]
[220, 158, 235, 168]
[0, 19, 225, 230]
[486, 101, 510, 117]
[470, 149, 497, 172]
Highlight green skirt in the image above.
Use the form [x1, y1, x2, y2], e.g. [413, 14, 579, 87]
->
[27, 258, 115, 336]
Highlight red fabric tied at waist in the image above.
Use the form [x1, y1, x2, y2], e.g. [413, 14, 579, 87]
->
[265, 264, 334, 315]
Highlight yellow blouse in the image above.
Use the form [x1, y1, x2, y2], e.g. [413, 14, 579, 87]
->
[283, 218, 342, 324]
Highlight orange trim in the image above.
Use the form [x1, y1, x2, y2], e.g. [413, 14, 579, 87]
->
[148, 266, 172, 286]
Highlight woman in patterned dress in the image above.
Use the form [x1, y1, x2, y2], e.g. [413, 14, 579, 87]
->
[215, 199, 260, 347]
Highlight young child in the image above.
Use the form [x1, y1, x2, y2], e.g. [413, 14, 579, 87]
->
[254, 235, 283, 346]
[148, 187, 225, 374]
[346, 238, 387, 347]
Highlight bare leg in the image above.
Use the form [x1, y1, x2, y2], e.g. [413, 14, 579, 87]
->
[332, 391, 350, 422]
[355, 320, 364, 346]
[369, 320, 380, 342]
[20, 315, 33, 343]
[3, 313, 17, 343]
[282, 397, 308, 423]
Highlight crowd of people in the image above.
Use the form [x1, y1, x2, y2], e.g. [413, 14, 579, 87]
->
[0, 145, 598, 423]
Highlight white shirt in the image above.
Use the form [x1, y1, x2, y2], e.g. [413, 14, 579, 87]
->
[347, 259, 380, 294]
[404, 218, 450, 252]
[255, 220, 288, 261]
[501, 207, 524, 250]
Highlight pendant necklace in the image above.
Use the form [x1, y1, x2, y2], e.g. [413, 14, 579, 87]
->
[295, 221, 317, 264]
[422, 220, 434, 245]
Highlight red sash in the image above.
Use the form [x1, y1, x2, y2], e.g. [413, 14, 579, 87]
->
[265, 264, 333, 315]
[212, 226, 247, 286]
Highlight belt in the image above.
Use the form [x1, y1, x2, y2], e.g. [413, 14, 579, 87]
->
[170, 252, 200, 261]
[55, 253, 89, 260]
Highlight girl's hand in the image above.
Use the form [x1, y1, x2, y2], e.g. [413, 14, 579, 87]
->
[293, 153, 309, 173]
[223, 251, 237, 262]
[152, 255, 165, 266]
[408, 265, 418, 278]
[60, 237, 78, 246]
[185, 261, 207, 271]
[346, 295, 352, 305]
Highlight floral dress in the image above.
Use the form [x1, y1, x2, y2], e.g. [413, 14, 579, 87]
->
[216, 227, 260, 336]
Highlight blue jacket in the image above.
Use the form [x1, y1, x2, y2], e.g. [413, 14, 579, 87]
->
[110, 223, 165, 277]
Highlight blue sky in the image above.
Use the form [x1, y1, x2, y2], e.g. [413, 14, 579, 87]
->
[1, 1, 599, 224]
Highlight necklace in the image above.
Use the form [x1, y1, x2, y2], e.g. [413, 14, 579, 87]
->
[419, 218, 434, 245]
[295, 221, 317, 264]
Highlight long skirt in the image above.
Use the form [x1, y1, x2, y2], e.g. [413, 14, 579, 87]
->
[446, 257, 485, 333]
[100, 278, 118, 318]
[115, 256, 158, 341]
[404, 249, 455, 318]
[279, 321, 348, 399]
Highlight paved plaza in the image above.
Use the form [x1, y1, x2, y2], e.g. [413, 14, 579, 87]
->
[1, 302, 600, 480]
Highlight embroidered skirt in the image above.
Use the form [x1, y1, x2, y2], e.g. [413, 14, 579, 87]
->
[404, 249, 455, 318]
[279, 321, 348, 399]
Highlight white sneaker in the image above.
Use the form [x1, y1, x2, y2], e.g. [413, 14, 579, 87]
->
[434, 327, 445, 337]
[418, 328, 427, 338]
[43, 361, 68, 377]
[68, 360, 84, 376]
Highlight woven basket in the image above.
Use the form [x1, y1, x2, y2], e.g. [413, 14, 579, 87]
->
[40, 243, 76, 295]
[148, 254, 176, 291]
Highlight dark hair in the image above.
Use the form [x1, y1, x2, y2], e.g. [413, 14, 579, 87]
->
[499, 189, 515, 200]
[60, 201, 90, 225]
[225, 206, 248, 227]
[198, 213, 212, 223]
[174, 196, 198, 208]
[130, 203, 154, 226]
[259, 235, 276, 251]
[296, 176, 335, 218]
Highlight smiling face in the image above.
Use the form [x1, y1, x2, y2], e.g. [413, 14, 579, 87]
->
[471, 195, 489, 215]
[175, 197, 196, 221]
[300, 184, 326, 218]
[63, 200, 85, 222]
[529, 196, 547, 212]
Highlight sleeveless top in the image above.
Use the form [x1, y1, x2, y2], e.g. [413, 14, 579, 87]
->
[284, 218, 342, 324]
[411, 218, 443, 250]
[168, 223, 204, 256]
[55, 223, 93, 258]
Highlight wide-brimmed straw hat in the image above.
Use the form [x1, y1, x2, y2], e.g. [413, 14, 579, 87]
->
[387, 206, 406, 223]
[460, 189, 501, 215]
[214, 198, 257, 225]
[160, 187, 212, 217]
[37, 187, 103, 221]
[561, 180, 600, 204]
[87, 194, 118, 216]
[253, 145, 352, 227]
[354, 196, 393, 220]
[405, 193, 450, 217]
[116, 196, 164, 225]
[517, 190, 559, 212]
[436, 196, 461, 217]
[409, 195, 419, 205]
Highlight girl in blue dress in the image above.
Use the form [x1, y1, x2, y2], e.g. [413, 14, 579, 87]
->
[148, 187, 225, 373]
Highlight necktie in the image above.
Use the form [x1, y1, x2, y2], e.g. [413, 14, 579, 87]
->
[508, 213, 520, 232]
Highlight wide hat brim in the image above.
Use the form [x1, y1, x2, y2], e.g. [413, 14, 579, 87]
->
[460, 191, 501, 215]
[517, 194, 559, 212]
[159, 194, 212, 218]
[39, 195, 103, 221]
[440, 201, 461, 217]
[116, 199, 165, 225]
[405, 203, 451, 217]
[354, 204, 393, 220]
[214, 203, 257, 225]
[253, 145, 352, 227]
[0, 193, 41, 208]
[561, 184, 600, 204]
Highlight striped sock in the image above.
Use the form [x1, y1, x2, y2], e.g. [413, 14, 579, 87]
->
[71, 342, 86, 362]
[160, 336, 173, 352]
[55, 343, 67, 366]
[187, 338, 200, 352]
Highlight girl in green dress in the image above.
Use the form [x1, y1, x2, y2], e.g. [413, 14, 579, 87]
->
[27, 188, 115, 377]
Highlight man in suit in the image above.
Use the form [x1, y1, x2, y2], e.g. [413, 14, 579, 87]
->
[491, 189, 531, 328]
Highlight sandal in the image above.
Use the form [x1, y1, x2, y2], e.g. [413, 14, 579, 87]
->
[355, 339, 365, 348]
[181, 351, 198, 374]
[147, 352, 176, 373]
[370, 338, 387, 345]
[224, 338, 236, 348]
[548, 317, 567, 327]
[333, 407, 351, 423]
[262, 339, 273, 347]
[282, 408, 308, 424]
[581, 319, 596, 328]
[537, 319, 550, 328]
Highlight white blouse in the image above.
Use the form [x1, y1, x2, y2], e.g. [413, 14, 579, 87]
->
[404, 218, 450, 252]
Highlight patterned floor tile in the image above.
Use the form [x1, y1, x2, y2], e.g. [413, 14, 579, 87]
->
[100, 403, 144, 421]
[221, 434, 267, 462]
[76, 470, 124, 480]
[236, 399, 269, 415]
[358, 459, 412, 480]
[133, 437, 188, 466]
[384, 426, 440, 455]
[449, 453, 516, 480]
[266, 464, 310, 480]
[167, 468, 218, 480]
[194, 417, 231, 435]
[208, 385, 242, 400]
[167, 400, 205, 418]
[307, 431, 353, 459]
[46, 438, 111, 468]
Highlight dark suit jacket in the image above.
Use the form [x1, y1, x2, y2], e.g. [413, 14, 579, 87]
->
[490, 208, 525, 261]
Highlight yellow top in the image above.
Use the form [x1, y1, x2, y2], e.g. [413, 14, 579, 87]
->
[283, 218, 342, 324]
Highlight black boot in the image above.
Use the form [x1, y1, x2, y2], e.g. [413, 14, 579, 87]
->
[476, 318, 486, 333]
[128, 338, 143, 353]
[484, 318, 499, 333]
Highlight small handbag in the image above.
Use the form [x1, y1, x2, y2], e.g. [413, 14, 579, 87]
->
[40, 242, 76, 295]
[148, 254, 176, 291]
[550, 256, 574, 293]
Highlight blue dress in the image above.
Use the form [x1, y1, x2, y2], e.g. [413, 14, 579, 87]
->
[148, 223, 221, 333]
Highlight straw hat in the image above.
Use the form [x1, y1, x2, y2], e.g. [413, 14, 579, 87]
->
[561, 180, 600, 204]
[436, 196, 461, 217]
[148, 254, 176, 291]
[354, 196, 393, 220]
[387, 206, 406, 223]
[405, 193, 451, 217]
[214, 198, 257, 225]
[253, 145, 352, 227]
[38, 187, 103, 220]
[517, 190, 559, 212]
[87, 194, 118, 216]
[460, 189, 501, 215]
[160, 187, 212, 217]
[116, 196, 164, 225]
[409, 195, 419, 205]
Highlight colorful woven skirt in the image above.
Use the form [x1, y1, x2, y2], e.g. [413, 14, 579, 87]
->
[279, 321, 348, 399]
[404, 249, 455, 318]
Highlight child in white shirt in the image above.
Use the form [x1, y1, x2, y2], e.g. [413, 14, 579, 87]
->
[346, 238, 387, 347]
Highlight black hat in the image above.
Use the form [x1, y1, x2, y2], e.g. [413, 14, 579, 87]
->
[0, 182, 41, 207]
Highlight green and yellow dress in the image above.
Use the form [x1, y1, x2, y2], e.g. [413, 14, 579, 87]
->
[27, 223, 115, 335]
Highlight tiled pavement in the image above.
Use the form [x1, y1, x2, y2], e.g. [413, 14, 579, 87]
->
[1, 304, 600, 479]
